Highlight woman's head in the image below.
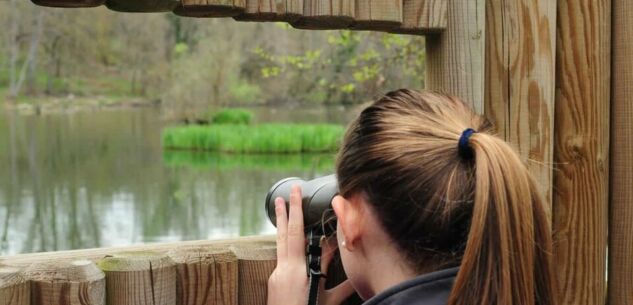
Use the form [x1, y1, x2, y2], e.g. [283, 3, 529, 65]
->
[332, 89, 556, 305]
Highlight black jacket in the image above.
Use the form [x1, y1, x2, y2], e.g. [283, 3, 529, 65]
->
[362, 267, 458, 305]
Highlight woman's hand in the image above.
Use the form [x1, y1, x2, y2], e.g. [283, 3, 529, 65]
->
[267, 185, 355, 305]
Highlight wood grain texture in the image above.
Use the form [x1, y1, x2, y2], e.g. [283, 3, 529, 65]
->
[97, 252, 177, 305]
[390, 0, 447, 35]
[484, 0, 556, 208]
[104, 0, 179, 12]
[0, 235, 275, 267]
[233, 0, 303, 22]
[168, 247, 238, 305]
[425, 0, 484, 113]
[352, 0, 402, 31]
[553, 0, 610, 304]
[291, 0, 355, 30]
[26, 260, 105, 305]
[30, 0, 104, 7]
[229, 243, 276, 305]
[608, 0, 633, 303]
[174, 0, 246, 18]
[0, 267, 29, 305]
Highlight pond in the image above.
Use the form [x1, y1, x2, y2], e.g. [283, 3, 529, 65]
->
[0, 105, 357, 255]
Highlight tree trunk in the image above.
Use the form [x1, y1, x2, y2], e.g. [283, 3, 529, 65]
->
[9, 10, 45, 98]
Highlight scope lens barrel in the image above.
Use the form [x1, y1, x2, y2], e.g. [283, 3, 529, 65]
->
[265, 175, 338, 231]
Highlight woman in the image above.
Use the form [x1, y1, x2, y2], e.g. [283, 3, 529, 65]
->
[267, 89, 557, 305]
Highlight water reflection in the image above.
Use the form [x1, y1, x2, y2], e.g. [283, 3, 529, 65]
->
[0, 107, 348, 255]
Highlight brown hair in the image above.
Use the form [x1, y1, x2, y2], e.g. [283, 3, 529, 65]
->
[336, 89, 556, 305]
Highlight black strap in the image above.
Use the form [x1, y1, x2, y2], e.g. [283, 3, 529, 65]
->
[306, 231, 324, 305]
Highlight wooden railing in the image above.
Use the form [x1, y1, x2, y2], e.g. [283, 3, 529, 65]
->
[0, 236, 280, 305]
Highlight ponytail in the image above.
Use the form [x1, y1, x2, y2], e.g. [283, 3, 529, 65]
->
[336, 89, 557, 305]
[448, 133, 556, 305]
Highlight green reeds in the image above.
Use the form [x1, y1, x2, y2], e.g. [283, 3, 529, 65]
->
[211, 108, 253, 125]
[162, 124, 344, 153]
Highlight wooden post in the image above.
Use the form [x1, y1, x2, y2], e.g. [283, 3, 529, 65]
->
[233, 0, 303, 22]
[424, 0, 484, 113]
[0, 267, 29, 305]
[229, 243, 276, 305]
[484, 0, 556, 206]
[29, 0, 104, 7]
[291, 0, 355, 30]
[351, 0, 402, 31]
[173, 0, 247, 18]
[97, 252, 177, 305]
[168, 247, 238, 305]
[608, 0, 633, 304]
[26, 260, 105, 305]
[553, 0, 611, 304]
[104, 0, 179, 12]
[390, 0, 447, 35]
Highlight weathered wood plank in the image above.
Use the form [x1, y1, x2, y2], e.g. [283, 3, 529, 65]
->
[608, 0, 633, 304]
[390, 0, 446, 34]
[105, 0, 179, 12]
[229, 244, 276, 305]
[98, 252, 177, 305]
[26, 260, 105, 305]
[0, 236, 274, 267]
[0, 267, 29, 305]
[291, 0, 355, 30]
[168, 247, 238, 305]
[352, 0, 402, 31]
[484, 0, 556, 210]
[30, 0, 104, 7]
[553, 0, 611, 304]
[233, 0, 303, 22]
[425, 0, 484, 112]
[174, 0, 246, 18]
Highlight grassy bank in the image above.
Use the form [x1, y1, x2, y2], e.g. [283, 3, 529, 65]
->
[162, 124, 344, 153]
[163, 151, 335, 171]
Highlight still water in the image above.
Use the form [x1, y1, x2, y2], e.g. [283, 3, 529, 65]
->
[0, 105, 355, 255]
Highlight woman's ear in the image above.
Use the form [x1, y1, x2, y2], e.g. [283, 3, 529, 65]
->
[332, 194, 364, 251]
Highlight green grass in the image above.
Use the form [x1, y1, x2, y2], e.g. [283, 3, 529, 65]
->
[162, 124, 344, 153]
[163, 151, 335, 171]
[211, 108, 254, 125]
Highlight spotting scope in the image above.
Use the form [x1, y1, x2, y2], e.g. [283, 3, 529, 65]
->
[265, 174, 338, 233]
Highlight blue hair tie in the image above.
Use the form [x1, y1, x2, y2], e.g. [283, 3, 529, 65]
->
[458, 128, 476, 159]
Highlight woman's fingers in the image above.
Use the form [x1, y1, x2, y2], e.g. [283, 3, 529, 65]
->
[274, 197, 288, 263]
[287, 185, 305, 261]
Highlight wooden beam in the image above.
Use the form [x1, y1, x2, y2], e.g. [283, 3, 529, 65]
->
[0, 267, 29, 305]
[553, 0, 610, 304]
[230, 244, 276, 305]
[173, 0, 246, 18]
[105, 0, 179, 12]
[352, 0, 402, 31]
[26, 260, 105, 305]
[168, 247, 238, 305]
[30, 0, 104, 7]
[608, 0, 633, 303]
[233, 0, 303, 22]
[98, 252, 177, 305]
[390, 0, 447, 35]
[291, 0, 355, 30]
[0, 235, 275, 267]
[425, 0, 484, 112]
[484, 0, 556, 209]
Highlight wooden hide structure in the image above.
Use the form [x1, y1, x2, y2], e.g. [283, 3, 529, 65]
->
[18, 1, 633, 305]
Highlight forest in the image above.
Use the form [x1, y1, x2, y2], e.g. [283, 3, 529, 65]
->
[1, 1, 426, 120]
